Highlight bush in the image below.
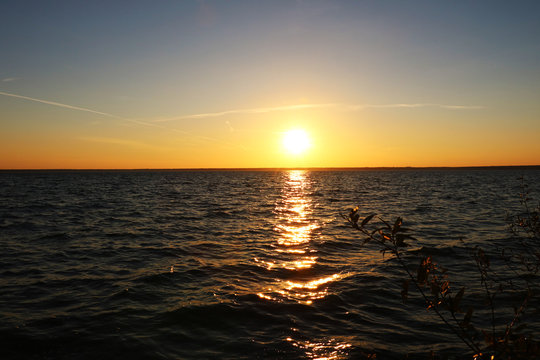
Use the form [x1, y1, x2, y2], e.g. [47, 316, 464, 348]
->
[344, 180, 540, 359]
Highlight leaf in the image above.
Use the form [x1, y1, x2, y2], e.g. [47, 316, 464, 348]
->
[349, 206, 360, 225]
[361, 213, 376, 228]
[430, 281, 440, 296]
[476, 248, 490, 268]
[401, 279, 410, 303]
[460, 307, 473, 328]
[440, 281, 449, 296]
[417, 257, 430, 285]
[396, 234, 414, 247]
[392, 217, 402, 235]
[451, 287, 465, 313]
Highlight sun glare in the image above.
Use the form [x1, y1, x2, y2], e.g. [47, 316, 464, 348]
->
[282, 129, 311, 155]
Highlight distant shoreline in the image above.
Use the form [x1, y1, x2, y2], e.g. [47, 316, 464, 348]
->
[1, 165, 540, 172]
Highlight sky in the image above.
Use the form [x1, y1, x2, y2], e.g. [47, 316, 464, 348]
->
[1, 0, 539, 169]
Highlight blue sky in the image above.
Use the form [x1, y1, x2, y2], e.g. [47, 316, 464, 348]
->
[1, 0, 539, 168]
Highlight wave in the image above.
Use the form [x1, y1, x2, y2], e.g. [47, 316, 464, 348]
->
[1, 169, 539, 359]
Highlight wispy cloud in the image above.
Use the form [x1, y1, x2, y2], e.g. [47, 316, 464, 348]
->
[0, 90, 122, 118]
[345, 103, 484, 110]
[79, 136, 170, 151]
[436, 104, 484, 110]
[225, 120, 234, 133]
[154, 102, 484, 122]
[153, 103, 336, 122]
[0, 90, 249, 151]
[2, 90, 482, 126]
[0, 90, 168, 129]
[2, 77, 18, 82]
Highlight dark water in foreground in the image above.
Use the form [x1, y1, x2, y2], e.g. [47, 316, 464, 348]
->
[1, 169, 539, 359]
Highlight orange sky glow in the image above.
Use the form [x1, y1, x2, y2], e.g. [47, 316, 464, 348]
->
[1, 2, 539, 169]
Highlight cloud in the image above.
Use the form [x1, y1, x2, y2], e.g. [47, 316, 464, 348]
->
[153, 103, 338, 122]
[0, 90, 122, 118]
[78, 136, 169, 151]
[347, 103, 484, 110]
[0, 90, 247, 151]
[436, 104, 484, 110]
[154, 102, 484, 122]
[2, 77, 18, 82]
[0, 90, 169, 129]
[225, 120, 234, 133]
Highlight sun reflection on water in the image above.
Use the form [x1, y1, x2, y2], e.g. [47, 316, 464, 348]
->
[254, 170, 352, 359]
[255, 170, 346, 304]
[286, 336, 353, 360]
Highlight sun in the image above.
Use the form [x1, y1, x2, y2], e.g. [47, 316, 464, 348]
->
[282, 129, 311, 155]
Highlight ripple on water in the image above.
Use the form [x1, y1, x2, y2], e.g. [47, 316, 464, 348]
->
[0, 169, 539, 359]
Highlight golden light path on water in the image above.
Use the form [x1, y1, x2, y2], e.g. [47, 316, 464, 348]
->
[254, 170, 352, 359]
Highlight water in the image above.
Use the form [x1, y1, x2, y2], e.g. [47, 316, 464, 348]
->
[1, 168, 539, 359]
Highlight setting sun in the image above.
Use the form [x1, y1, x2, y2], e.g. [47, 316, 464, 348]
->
[282, 129, 311, 155]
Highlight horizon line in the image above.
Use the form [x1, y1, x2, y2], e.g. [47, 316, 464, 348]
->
[1, 165, 539, 171]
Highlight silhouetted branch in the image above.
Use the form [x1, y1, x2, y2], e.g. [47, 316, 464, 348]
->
[344, 186, 540, 359]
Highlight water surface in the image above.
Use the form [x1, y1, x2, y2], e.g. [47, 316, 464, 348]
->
[1, 169, 539, 359]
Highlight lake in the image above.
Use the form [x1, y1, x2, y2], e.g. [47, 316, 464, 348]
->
[1, 168, 539, 359]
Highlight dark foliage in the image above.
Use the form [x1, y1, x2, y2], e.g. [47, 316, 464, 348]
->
[344, 180, 540, 359]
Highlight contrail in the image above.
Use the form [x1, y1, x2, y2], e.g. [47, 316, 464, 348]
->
[153, 103, 339, 122]
[1, 90, 483, 127]
[78, 136, 167, 150]
[154, 102, 483, 122]
[0, 90, 170, 129]
[0, 91, 121, 119]
[350, 103, 484, 110]
[0, 90, 248, 149]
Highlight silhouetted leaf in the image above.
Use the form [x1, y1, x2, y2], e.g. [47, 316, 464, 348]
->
[396, 234, 414, 247]
[451, 287, 465, 313]
[392, 217, 402, 235]
[349, 206, 360, 225]
[361, 213, 376, 228]
[440, 281, 449, 296]
[460, 307, 473, 328]
[401, 279, 410, 303]
[476, 248, 490, 268]
[430, 281, 439, 296]
[417, 257, 431, 285]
